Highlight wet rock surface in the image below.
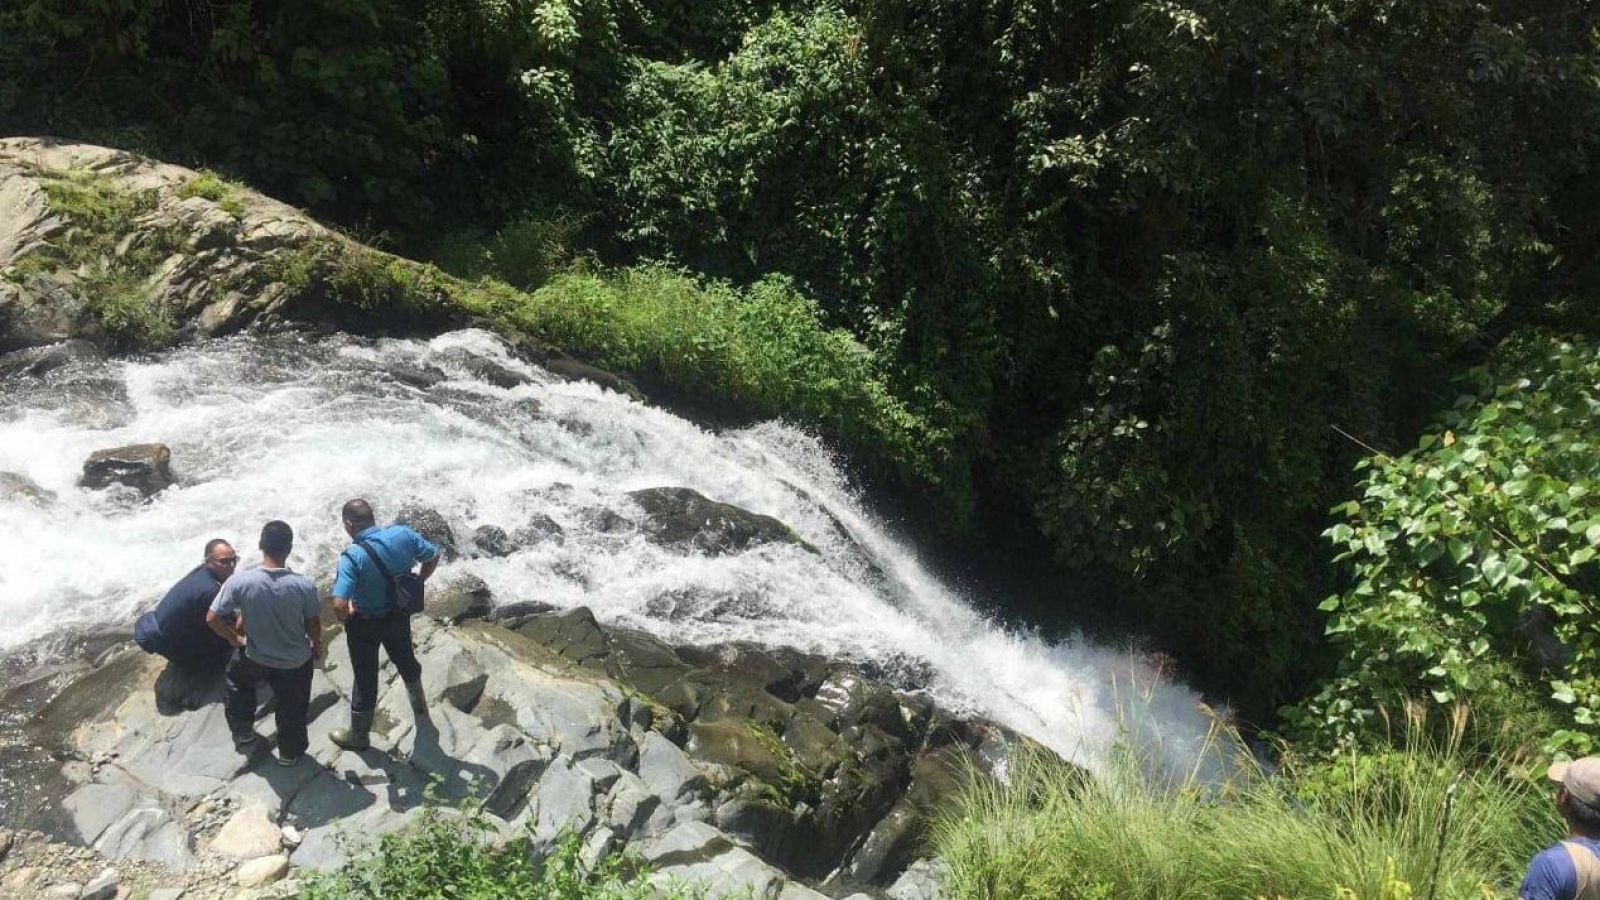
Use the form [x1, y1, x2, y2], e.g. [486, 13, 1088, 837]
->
[1, 590, 1022, 898]
[630, 487, 806, 556]
[79, 443, 174, 497]
[0, 471, 56, 506]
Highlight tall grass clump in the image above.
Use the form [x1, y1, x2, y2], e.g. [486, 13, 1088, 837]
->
[496, 264, 961, 495]
[932, 715, 1556, 900]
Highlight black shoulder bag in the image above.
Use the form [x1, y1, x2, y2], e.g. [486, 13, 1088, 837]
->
[356, 540, 424, 616]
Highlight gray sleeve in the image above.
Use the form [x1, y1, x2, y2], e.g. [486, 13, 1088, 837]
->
[210, 578, 237, 618]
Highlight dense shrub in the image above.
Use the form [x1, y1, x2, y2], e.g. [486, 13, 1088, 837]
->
[1291, 334, 1600, 754]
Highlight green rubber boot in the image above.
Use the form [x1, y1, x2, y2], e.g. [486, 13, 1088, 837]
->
[329, 710, 373, 751]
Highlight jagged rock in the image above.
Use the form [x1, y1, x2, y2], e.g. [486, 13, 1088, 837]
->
[639, 820, 735, 866]
[629, 487, 803, 556]
[1, 868, 40, 894]
[687, 721, 791, 787]
[602, 631, 691, 697]
[650, 845, 788, 900]
[532, 756, 599, 843]
[715, 797, 802, 865]
[638, 731, 708, 804]
[79, 443, 174, 497]
[0, 471, 54, 505]
[471, 524, 516, 558]
[147, 888, 187, 900]
[885, 858, 945, 900]
[539, 354, 644, 399]
[842, 799, 921, 884]
[41, 882, 81, 898]
[489, 600, 559, 629]
[513, 606, 608, 667]
[80, 868, 119, 900]
[95, 805, 194, 867]
[585, 507, 634, 534]
[425, 574, 493, 624]
[388, 363, 446, 389]
[210, 804, 282, 860]
[511, 513, 565, 546]
[0, 338, 100, 378]
[236, 854, 290, 887]
[397, 503, 458, 561]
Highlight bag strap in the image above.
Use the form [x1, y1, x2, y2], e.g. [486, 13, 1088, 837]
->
[356, 540, 398, 582]
[1562, 841, 1600, 900]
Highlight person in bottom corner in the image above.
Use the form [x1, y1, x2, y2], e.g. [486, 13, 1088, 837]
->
[206, 520, 322, 766]
[133, 539, 239, 669]
[1521, 757, 1600, 900]
[327, 498, 439, 751]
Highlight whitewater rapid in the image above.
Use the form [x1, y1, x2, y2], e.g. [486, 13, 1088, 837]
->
[0, 329, 1224, 777]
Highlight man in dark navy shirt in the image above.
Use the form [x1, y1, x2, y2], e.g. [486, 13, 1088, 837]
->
[133, 539, 238, 668]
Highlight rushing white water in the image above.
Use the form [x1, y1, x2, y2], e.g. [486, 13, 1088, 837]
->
[0, 329, 1225, 777]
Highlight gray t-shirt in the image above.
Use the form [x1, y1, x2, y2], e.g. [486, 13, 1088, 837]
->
[209, 566, 320, 669]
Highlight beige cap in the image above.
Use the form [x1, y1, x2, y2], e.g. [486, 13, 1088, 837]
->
[1549, 757, 1600, 807]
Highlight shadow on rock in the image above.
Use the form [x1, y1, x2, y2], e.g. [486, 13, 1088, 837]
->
[402, 717, 500, 812]
[153, 660, 225, 716]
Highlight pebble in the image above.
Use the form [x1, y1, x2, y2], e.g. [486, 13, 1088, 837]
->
[1, 867, 41, 893]
[81, 867, 119, 900]
[235, 854, 290, 888]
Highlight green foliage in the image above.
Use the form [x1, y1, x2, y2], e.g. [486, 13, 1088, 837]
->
[33, 169, 184, 348]
[494, 265, 955, 492]
[932, 734, 1553, 900]
[300, 795, 701, 900]
[178, 170, 246, 217]
[9, 0, 1600, 722]
[430, 210, 587, 291]
[1292, 334, 1600, 753]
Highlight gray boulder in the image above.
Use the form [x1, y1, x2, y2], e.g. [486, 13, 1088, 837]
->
[0, 471, 56, 505]
[79, 443, 174, 497]
[425, 574, 493, 624]
[397, 503, 458, 561]
[0, 338, 101, 378]
[471, 524, 516, 558]
[629, 488, 803, 556]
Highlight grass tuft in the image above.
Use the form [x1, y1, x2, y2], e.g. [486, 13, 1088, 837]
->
[931, 723, 1556, 900]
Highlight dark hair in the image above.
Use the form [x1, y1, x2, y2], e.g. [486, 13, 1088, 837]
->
[260, 520, 294, 558]
[1564, 791, 1600, 835]
[342, 498, 376, 528]
[203, 538, 231, 559]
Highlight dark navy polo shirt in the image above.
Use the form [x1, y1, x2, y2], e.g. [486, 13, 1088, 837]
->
[150, 564, 230, 655]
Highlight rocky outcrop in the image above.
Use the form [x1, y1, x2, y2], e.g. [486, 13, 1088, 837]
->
[79, 443, 174, 497]
[4, 598, 1013, 898]
[0, 471, 56, 506]
[630, 487, 808, 557]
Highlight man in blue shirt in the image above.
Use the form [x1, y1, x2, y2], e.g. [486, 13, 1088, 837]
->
[328, 498, 439, 751]
[206, 521, 322, 765]
[1520, 756, 1600, 899]
[133, 539, 238, 668]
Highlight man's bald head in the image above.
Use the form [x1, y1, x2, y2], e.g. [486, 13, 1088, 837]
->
[342, 498, 376, 536]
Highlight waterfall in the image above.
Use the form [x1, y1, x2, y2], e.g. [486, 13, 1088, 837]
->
[0, 329, 1225, 777]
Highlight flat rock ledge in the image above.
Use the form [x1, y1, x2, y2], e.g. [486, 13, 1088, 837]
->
[3, 603, 1017, 899]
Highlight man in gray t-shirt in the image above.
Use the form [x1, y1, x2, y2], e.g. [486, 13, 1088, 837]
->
[207, 520, 322, 764]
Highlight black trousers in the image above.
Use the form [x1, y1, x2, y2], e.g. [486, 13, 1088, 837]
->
[224, 650, 313, 757]
[345, 612, 421, 714]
